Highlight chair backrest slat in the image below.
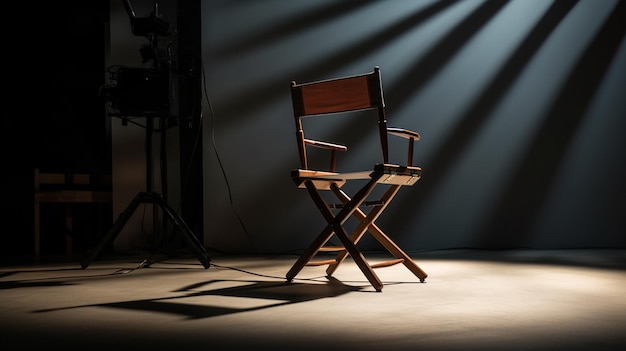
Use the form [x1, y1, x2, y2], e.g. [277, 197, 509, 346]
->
[293, 75, 373, 116]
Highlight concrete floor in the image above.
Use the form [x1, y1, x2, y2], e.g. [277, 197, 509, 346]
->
[1, 249, 625, 350]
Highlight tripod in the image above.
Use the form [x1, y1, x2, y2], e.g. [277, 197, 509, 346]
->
[81, 114, 211, 269]
[84, 5, 209, 269]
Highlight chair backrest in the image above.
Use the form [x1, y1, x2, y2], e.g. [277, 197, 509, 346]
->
[33, 168, 112, 256]
[34, 168, 112, 209]
[290, 66, 390, 170]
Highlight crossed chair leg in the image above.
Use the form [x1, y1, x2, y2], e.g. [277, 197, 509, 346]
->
[286, 178, 427, 292]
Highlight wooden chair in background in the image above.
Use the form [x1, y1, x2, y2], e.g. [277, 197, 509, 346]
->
[34, 168, 112, 256]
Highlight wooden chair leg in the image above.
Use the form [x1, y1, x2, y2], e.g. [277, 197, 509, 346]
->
[65, 205, 73, 255]
[34, 201, 41, 256]
[287, 179, 385, 291]
[332, 222, 383, 292]
[330, 184, 427, 282]
[286, 225, 335, 282]
[367, 222, 428, 282]
[326, 185, 400, 276]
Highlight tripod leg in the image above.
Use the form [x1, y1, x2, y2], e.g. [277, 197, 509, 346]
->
[80, 193, 143, 269]
[154, 195, 211, 269]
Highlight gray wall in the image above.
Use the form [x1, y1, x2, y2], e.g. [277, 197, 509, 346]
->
[199, 0, 626, 255]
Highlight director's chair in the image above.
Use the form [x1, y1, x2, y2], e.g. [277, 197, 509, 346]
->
[286, 66, 427, 291]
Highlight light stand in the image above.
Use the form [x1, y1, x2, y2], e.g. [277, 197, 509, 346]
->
[80, 146, 210, 269]
[82, 1, 210, 269]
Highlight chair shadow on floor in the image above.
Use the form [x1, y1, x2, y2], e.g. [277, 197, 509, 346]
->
[32, 277, 366, 320]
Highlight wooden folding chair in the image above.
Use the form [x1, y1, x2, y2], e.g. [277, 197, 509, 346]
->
[286, 66, 427, 291]
[34, 168, 112, 256]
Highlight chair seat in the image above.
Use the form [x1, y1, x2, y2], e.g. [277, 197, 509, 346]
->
[292, 164, 422, 189]
[35, 190, 112, 203]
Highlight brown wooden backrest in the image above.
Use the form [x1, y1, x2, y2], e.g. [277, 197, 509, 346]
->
[290, 66, 389, 170]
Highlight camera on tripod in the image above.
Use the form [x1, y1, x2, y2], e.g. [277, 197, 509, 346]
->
[101, 66, 170, 117]
[100, 1, 172, 118]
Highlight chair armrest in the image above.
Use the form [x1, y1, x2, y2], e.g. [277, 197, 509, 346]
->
[304, 139, 347, 172]
[387, 127, 420, 167]
[387, 127, 420, 140]
[304, 138, 348, 151]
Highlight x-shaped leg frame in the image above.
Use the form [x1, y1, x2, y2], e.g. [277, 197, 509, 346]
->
[327, 184, 428, 282]
[286, 174, 427, 291]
